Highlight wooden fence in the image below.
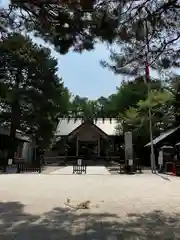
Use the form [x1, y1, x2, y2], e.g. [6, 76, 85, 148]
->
[16, 162, 41, 173]
[15, 158, 41, 173]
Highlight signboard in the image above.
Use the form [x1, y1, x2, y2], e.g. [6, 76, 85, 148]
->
[129, 159, 133, 166]
[124, 132, 133, 164]
[77, 159, 82, 166]
[8, 158, 13, 165]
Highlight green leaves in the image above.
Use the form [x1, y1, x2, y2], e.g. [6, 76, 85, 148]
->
[120, 107, 141, 127]
[121, 88, 173, 140]
[100, 1, 180, 74]
[138, 90, 173, 109]
[0, 33, 70, 150]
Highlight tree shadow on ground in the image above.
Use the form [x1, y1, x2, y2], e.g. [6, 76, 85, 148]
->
[0, 201, 179, 239]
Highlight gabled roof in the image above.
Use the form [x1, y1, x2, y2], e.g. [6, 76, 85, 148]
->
[55, 118, 122, 136]
[145, 126, 180, 147]
[67, 120, 109, 139]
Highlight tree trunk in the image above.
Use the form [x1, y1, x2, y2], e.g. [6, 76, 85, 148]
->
[9, 100, 19, 160]
[174, 89, 180, 125]
[8, 70, 21, 165]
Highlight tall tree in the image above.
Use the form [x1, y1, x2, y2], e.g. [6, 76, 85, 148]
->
[118, 89, 174, 154]
[0, 33, 70, 160]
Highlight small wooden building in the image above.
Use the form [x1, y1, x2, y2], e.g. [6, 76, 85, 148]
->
[145, 126, 180, 150]
[0, 127, 30, 160]
[145, 126, 180, 165]
[49, 118, 124, 162]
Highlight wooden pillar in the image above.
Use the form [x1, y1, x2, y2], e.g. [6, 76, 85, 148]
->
[109, 139, 112, 160]
[76, 136, 79, 157]
[98, 138, 100, 157]
[113, 139, 115, 153]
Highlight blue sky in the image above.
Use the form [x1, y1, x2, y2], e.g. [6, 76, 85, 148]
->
[57, 44, 122, 99]
[30, 36, 123, 99]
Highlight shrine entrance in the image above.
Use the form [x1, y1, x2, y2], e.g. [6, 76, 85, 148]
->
[67, 119, 108, 158]
[79, 140, 98, 160]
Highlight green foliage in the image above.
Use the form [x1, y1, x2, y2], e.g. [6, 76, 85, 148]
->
[138, 90, 173, 109]
[110, 77, 148, 113]
[120, 107, 141, 128]
[100, 1, 180, 74]
[119, 88, 174, 147]
[0, 33, 70, 150]
[68, 76, 163, 120]
[3, 0, 178, 64]
[167, 75, 180, 124]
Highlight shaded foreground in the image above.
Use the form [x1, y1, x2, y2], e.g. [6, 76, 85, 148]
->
[0, 172, 179, 239]
[0, 201, 179, 239]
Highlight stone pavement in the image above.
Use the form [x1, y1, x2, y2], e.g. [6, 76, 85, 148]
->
[0, 172, 180, 239]
[42, 165, 65, 174]
[49, 166, 110, 175]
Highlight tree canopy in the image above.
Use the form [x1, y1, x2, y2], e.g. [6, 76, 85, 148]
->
[1, 0, 177, 71]
[100, 0, 180, 75]
[0, 33, 70, 154]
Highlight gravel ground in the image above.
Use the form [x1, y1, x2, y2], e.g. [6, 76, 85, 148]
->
[0, 170, 180, 239]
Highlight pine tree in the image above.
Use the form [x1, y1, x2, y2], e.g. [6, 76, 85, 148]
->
[0, 33, 70, 161]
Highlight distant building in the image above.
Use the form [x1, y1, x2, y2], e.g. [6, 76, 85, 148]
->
[48, 118, 124, 161]
[0, 127, 33, 162]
